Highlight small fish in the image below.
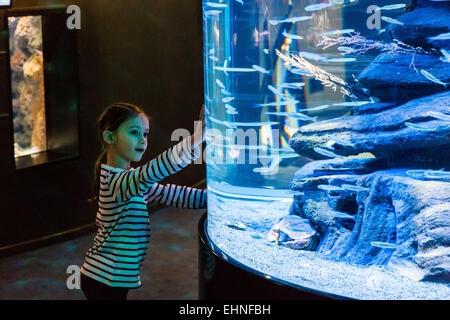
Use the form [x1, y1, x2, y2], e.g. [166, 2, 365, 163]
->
[209, 55, 219, 62]
[341, 184, 369, 192]
[235, 0, 244, 5]
[222, 97, 235, 103]
[224, 104, 236, 110]
[317, 184, 342, 191]
[277, 82, 305, 89]
[427, 110, 450, 121]
[209, 48, 215, 54]
[216, 79, 225, 89]
[252, 64, 271, 74]
[214, 66, 256, 73]
[263, 49, 269, 54]
[440, 49, 450, 63]
[298, 104, 331, 112]
[269, 16, 311, 25]
[371, 241, 399, 250]
[405, 122, 438, 131]
[377, 28, 386, 35]
[299, 51, 328, 62]
[381, 16, 404, 26]
[326, 57, 357, 62]
[420, 69, 448, 87]
[314, 147, 344, 158]
[265, 111, 317, 121]
[256, 100, 299, 107]
[204, 10, 223, 16]
[268, 85, 289, 99]
[221, 88, 232, 96]
[375, 4, 406, 11]
[205, 2, 228, 8]
[329, 101, 371, 107]
[329, 210, 356, 220]
[427, 32, 450, 41]
[226, 109, 239, 115]
[317, 29, 355, 36]
[337, 46, 355, 53]
[290, 68, 313, 76]
[282, 31, 303, 40]
[305, 3, 336, 11]
[226, 221, 247, 230]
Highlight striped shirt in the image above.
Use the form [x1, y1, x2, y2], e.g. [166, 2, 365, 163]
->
[80, 137, 207, 288]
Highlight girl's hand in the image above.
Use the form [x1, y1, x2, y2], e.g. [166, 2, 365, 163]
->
[193, 104, 206, 142]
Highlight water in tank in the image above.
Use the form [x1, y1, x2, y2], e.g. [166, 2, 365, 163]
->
[202, 0, 450, 299]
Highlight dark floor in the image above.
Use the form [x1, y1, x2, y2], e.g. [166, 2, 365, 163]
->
[0, 206, 205, 300]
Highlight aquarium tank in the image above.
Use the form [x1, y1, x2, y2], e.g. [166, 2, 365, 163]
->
[202, 0, 450, 299]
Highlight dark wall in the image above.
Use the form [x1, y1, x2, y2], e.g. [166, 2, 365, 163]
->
[0, 0, 205, 249]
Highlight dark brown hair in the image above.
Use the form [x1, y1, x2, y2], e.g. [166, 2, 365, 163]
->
[87, 102, 150, 203]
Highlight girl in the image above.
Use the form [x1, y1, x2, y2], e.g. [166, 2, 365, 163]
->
[80, 102, 207, 300]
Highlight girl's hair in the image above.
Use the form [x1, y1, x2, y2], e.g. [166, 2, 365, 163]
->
[87, 102, 150, 203]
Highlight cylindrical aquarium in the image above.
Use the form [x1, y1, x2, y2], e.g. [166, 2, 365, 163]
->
[202, 0, 450, 299]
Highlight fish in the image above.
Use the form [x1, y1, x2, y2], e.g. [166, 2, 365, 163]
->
[375, 4, 406, 11]
[370, 241, 399, 249]
[318, 29, 355, 37]
[405, 122, 438, 131]
[314, 147, 344, 158]
[440, 49, 450, 63]
[216, 79, 225, 89]
[222, 97, 235, 103]
[214, 66, 256, 73]
[263, 49, 269, 54]
[326, 57, 357, 62]
[298, 104, 331, 112]
[226, 109, 239, 115]
[427, 32, 450, 41]
[209, 55, 219, 62]
[420, 69, 448, 87]
[256, 100, 300, 107]
[268, 85, 289, 99]
[341, 184, 369, 192]
[299, 51, 328, 62]
[235, 0, 244, 5]
[221, 88, 232, 96]
[277, 82, 305, 89]
[305, 3, 336, 11]
[282, 31, 303, 40]
[226, 221, 247, 231]
[329, 210, 356, 220]
[269, 16, 311, 25]
[329, 101, 371, 107]
[317, 184, 343, 191]
[263, 111, 317, 122]
[209, 48, 215, 54]
[204, 10, 223, 16]
[377, 28, 386, 35]
[328, 134, 354, 146]
[205, 2, 228, 8]
[427, 110, 450, 121]
[252, 64, 271, 74]
[381, 16, 404, 26]
[290, 68, 313, 76]
[337, 46, 355, 53]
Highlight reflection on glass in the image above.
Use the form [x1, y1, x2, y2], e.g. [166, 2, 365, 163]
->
[9, 15, 47, 158]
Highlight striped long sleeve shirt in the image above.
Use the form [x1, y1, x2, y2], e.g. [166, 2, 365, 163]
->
[80, 137, 207, 288]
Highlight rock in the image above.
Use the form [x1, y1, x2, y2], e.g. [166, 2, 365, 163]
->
[357, 52, 449, 102]
[267, 215, 319, 250]
[289, 91, 450, 165]
[387, 6, 450, 51]
[290, 168, 450, 283]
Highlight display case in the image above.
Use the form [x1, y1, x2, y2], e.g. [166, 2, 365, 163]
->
[6, 8, 80, 171]
[201, 0, 450, 299]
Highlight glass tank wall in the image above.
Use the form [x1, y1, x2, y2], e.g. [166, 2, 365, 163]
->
[203, 0, 450, 299]
[8, 15, 47, 158]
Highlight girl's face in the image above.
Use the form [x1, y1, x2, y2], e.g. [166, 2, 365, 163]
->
[109, 114, 150, 164]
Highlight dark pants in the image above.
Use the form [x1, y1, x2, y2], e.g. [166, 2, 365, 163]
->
[80, 273, 129, 300]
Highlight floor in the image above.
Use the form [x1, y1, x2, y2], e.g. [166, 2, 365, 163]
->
[0, 206, 205, 300]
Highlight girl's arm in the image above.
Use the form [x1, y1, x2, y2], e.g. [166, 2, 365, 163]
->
[108, 135, 203, 202]
[142, 182, 207, 209]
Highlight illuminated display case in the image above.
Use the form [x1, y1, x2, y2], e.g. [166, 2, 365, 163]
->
[6, 8, 80, 170]
[200, 0, 450, 300]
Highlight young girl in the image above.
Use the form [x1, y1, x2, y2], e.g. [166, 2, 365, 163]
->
[80, 102, 207, 300]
